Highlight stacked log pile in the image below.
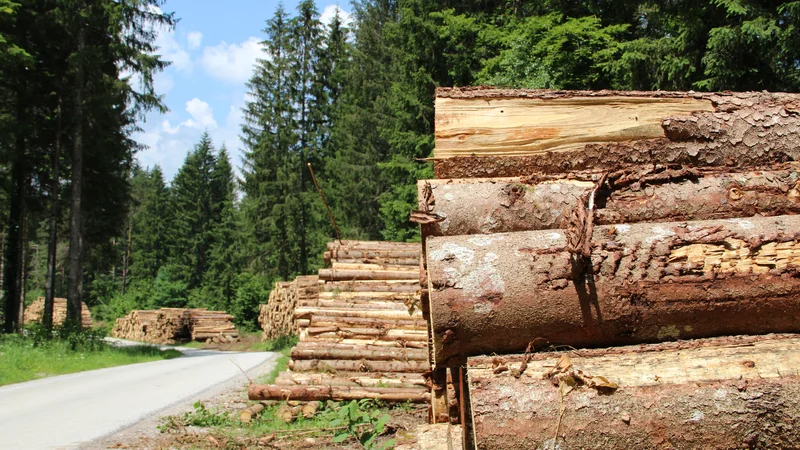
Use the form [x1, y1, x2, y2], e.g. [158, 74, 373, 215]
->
[249, 240, 433, 405]
[111, 308, 238, 344]
[23, 297, 93, 328]
[259, 275, 319, 340]
[415, 88, 800, 447]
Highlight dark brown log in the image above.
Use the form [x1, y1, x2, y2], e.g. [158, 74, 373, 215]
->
[291, 346, 427, 361]
[466, 334, 800, 450]
[288, 358, 430, 373]
[433, 89, 800, 178]
[420, 167, 800, 236]
[427, 214, 800, 367]
[248, 384, 430, 403]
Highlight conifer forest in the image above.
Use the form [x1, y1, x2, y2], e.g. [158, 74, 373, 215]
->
[2, 0, 800, 333]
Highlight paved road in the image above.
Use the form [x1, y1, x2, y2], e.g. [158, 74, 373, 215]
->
[0, 342, 278, 450]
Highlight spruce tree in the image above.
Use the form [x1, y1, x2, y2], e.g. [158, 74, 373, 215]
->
[169, 133, 219, 290]
[241, 5, 298, 280]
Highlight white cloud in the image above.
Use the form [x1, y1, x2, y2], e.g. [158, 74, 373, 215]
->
[187, 31, 203, 50]
[320, 4, 353, 27]
[162, 119, 180, 135]
[199, 37, 261, 84]
[185, 98, 218, 129]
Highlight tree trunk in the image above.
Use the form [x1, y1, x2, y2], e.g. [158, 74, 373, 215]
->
[44, 94, 62, 331]
[433, 88, 800, 178]
[320, 280, 420, 293]
[466, 334, 800, 450]
[121, 222, 131, 295]
[419, 166, 800, 237]
[427, 214, 800, 367]
[248, 384, 430, 403]
[3, 86, 28, 335]
[67, 16, 85, 327]
[288, 358, 430, 373]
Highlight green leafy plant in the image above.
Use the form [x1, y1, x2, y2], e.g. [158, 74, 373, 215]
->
[183, 402, 233, 428]
[328, 400, 394, 449]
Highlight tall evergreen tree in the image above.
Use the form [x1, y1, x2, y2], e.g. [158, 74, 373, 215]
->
[241, 5, 298, 280]
[169, 133, 219, 290]
[129, 165, 170, 282]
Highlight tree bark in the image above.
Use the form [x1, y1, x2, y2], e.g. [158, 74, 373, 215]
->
[66, 14, 85, 328]
[291, 345, 427, 361]
[248, 384, 430, 403]
[433, 89, 800, 178]
[44, 94, 62, 331]
[419, 166, 800, 237]
[3, 85, 28, 335]
[288, 358, 430, 373]
[320, 280, 420, 292]
[318, 268, 420, 281]
[427, 214, 800, 367]
[466, 334, 800, 450]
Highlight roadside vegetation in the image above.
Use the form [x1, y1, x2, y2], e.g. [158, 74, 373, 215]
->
[0, 326, 181, 387]
[158, 398, 417, 449]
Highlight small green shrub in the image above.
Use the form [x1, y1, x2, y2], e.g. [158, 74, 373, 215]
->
[326, 400, 394, 450]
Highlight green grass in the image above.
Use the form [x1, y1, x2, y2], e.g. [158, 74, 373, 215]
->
[254, 335, 297, 384]
[0, 331, 182, 386]
[180, 340, 205, 349]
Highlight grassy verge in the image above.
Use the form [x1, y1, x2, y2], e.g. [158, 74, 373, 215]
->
[254, 334, 298, 384]
[0, 329, 181, 387]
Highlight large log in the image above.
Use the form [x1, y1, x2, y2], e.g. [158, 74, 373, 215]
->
[433, 88, 800, 178]
[419, 166, 800, 236]
[427, 214, 800, 367]
[248, 384, 430, 403]
[466, 334, 800, 450]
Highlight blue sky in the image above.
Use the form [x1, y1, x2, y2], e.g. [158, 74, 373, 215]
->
[134, 0, 352, 181]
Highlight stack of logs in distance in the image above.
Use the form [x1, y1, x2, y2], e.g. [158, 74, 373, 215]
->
[259, 276, 319, 341]
[249, 240, 433, 405]
[111, 308, 239, 344]
[415, 88, 800, 449]
[23, 297, 93, 328]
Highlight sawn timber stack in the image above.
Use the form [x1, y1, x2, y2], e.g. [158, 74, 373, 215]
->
[111, 308, 239, 344]
[250, 240, 431, 404]
[415, 87, 800, 446]
[259, 276, 318, 341]
[23, 297, 93, 328]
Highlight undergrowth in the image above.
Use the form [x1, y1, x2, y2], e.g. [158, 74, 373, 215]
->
[0, 325, 181, 386]
[159, 399, 400, 449]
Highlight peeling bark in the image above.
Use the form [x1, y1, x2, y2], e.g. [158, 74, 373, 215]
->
[427, 214, 800, 367]
[467, 334, 800, 450]
[420, 167, 800, 236]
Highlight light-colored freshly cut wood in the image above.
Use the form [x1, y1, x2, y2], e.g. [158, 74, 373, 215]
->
[466, 334, 800, 450]
[318, 268, 421, 281]
[23, 297, 93, 328]
[432, 88, 800, 178]
[435, 93, 714, 158]
[427, 214, 800, 367]
[248, 384, 430, 403]
[418, 166, 800, 236]
[289, 358, 429, 373]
